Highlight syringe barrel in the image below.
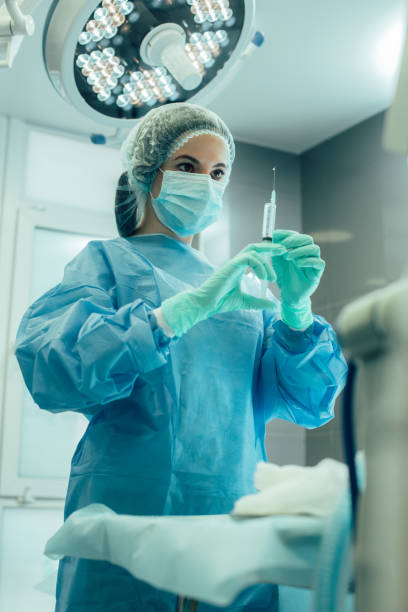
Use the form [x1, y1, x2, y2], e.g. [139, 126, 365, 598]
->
[262, 203, 276, 240]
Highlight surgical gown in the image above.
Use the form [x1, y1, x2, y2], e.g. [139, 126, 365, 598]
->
[15, 233, 347, 611]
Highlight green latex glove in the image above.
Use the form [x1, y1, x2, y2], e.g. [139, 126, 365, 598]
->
[162, 242, 286, 337]
[271, 230, 325, 329]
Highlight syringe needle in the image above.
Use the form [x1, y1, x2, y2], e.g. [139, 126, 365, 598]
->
[271, 167, 277, 206]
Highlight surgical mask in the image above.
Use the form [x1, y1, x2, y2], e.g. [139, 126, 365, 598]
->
[150, 169, 226, 237]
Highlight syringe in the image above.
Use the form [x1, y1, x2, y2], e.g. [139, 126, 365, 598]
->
[261, 168, 277, 297]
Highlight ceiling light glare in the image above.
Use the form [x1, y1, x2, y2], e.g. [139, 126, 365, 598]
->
[97, 89, 111, 101]
[214, 29, 228, 45]
[130, 70, 143, 82]
[310, 230, 353, 244]
[106, 76, 118, 88]
[365, 277, 387, 288]
[76, 53, 90, 68]
[104, 24, 118, 38]
[102, 46, 115, 58]
[190, 32, 202, 44]
[376, 19, 405, 81]
[118, 1, 134, 15]
[117, 93, 130, 106]
[111, 65, 124, 77]
[78, 31, 92, 45]
[94, 7, 109, 23]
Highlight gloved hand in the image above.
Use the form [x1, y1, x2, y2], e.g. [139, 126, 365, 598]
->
[271, 230, 325, 329]
[161, 242, 286, 337]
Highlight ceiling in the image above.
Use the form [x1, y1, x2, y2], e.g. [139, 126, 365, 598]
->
[0, 0, 406, 153]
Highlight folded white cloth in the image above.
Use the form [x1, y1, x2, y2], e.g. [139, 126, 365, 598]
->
[232, 458, 348, 517]
[45, 504, 324, 606]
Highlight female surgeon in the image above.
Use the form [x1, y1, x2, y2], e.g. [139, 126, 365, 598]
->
[15, 103, 347, 611]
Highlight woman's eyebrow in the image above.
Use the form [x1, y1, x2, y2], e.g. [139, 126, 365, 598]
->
[173, 154, 226, 169]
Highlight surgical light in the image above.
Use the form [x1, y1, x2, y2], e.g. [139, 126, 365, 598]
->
[43, 0, 261, 127]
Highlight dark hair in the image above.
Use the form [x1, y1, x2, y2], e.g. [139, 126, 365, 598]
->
[114, 172, 138, 237]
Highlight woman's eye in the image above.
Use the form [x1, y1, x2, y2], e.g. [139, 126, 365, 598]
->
[177, 164, 224, 180]
[178, 163, 194, 172]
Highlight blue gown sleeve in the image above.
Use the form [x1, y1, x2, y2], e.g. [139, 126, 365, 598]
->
[15, 241, 175, 416]
[259, 305, 348, 429]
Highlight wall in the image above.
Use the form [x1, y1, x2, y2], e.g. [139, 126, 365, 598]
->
[229, 141, 305, 465]
[301, 111, 408, 465]
[0, 118, 122, 611]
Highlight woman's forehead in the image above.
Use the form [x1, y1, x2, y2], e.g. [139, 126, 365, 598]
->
[171, 133, 228, 162]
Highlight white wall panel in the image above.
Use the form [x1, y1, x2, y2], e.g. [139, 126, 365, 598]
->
[0, 505, 62, 612]
[30, 227, 102, 301]
[0, 115, 10, 427]
[25, 130, 122, 213]
[19, 389, 87, 480]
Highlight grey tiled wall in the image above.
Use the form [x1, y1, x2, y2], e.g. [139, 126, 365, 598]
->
[230, 141, 306, 465]
[301, 111, 408, 465]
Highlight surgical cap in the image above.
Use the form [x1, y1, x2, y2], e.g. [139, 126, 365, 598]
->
[115, 103, 235, 237]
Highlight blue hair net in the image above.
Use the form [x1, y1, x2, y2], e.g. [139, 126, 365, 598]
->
[115, 103, 235, 237]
